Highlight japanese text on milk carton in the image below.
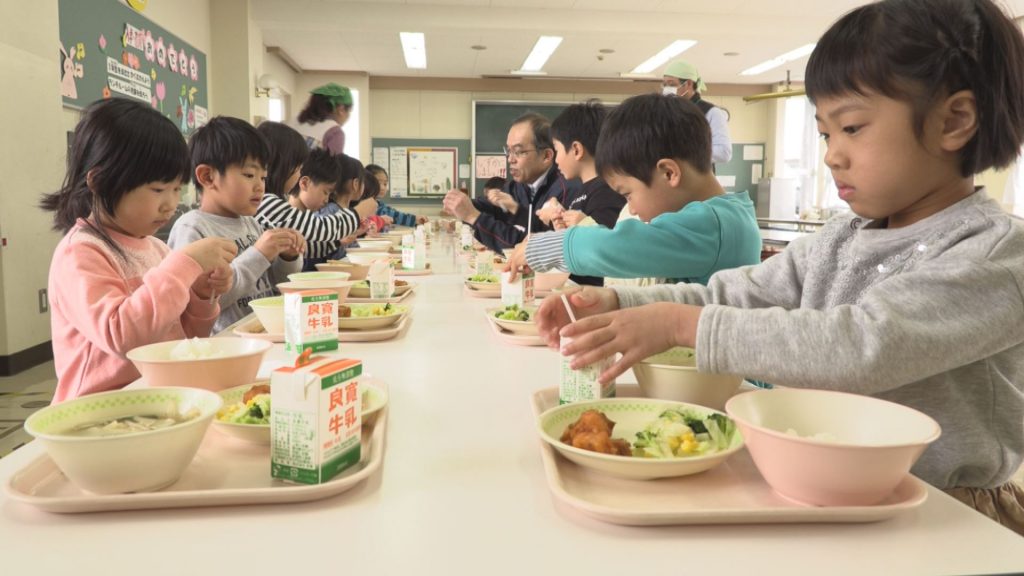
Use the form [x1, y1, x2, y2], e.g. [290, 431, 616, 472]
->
[501, 270, 535, 307]
[271, 357, 363, 484]
[559, 336, 615, 404]
[284, 290, 339, 354]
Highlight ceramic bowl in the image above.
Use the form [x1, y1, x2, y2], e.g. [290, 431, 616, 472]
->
[348, 280, 413, 299]
[632, 347, 742, 410]
[25, 387, 221, 494]
[248, 296, 285, 334]
[534, 271, 570, 292]
[355, 240, 394, 251]
[537, 397, 744, 480]
[346, 252, 394, 266]
[276, 279, 355, 303]
[338, 304, 408, 330]
[127, 337, 272, 392]
[318, 261, 369, 281]
[725, 388, 941, 506]
[287, 271, 350, 282]
[487, 306, 539, 335]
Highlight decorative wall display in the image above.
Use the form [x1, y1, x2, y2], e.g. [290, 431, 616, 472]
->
[58, 0, 208, 136]
[408, 148, 457, 197]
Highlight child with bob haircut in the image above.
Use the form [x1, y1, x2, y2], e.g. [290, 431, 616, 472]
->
[41, 98, 237, 403]
[168, 116, 305, 334]
[365, 164, 428, 227]
[538, 0, 1024, 534]
[256, 121, 308, 200]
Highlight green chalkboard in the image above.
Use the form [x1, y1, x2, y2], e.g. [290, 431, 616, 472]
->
[472, 101, 576, 197]
[58, 0, 209, 137]
[714, 142, 766, 209]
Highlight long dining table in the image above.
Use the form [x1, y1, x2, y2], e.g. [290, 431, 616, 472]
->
[1, 230, 1023, 576]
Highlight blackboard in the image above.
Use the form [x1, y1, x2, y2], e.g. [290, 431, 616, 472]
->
[472, 101, 574, 197]
[370, 138, 472, 205]
[58, 0, 209, 137]
[714, 142, 766, 209]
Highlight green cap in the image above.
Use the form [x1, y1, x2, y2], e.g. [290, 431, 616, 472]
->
[663, 61, 708, 93]
[310, 83, 353, 107]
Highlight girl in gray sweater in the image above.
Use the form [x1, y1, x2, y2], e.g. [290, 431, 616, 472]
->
[538, 0, 1024, 535]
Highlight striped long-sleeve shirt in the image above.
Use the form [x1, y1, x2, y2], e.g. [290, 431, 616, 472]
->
[255, 194, 360, 243]
[376, 201, 417, 228]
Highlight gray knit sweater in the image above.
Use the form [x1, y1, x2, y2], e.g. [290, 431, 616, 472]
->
[613, 190, 1024, 489]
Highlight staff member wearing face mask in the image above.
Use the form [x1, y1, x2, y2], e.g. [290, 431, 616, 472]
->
[662, 61, 732, 165]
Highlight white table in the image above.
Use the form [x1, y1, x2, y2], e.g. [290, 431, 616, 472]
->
[2, 234, 1023, 576]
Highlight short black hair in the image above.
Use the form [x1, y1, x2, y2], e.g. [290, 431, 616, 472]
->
[365, 164, 387, 179]
[257, 121, 308, 198]
[551, 99, 607, 156]
[512, 112, 554, 151]
[483, 176, 506, 190]
[806, 0, 1024, 175]
[596, 93, 712, 183]
[337, 154, 365, 185]
[189, 116, 269, 191]
[297, 148, 342, 193]
[359, 171, 380, 202]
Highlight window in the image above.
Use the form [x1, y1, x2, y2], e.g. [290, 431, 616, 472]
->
[346, 88, 360, 159]
[268, 97, 284, 122]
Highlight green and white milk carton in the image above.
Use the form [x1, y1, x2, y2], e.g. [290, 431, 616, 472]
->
[271, 356, 363, 484]
[500, 270, 535, 307]
[559, 336, 615, 404]
[284, 289, 339, 354]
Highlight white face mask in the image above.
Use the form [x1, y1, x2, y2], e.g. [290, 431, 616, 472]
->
[661, 85, 678, 97]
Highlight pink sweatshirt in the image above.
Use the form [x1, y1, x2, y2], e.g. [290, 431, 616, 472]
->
[48, 219, 219, 403]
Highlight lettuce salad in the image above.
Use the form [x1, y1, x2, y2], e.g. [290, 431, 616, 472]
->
[633, 409, 737, 458]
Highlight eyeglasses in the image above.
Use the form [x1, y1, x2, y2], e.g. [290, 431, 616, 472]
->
[503, 146, 537, 159]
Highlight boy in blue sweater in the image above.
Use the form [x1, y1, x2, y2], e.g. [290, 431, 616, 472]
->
[505, 93, 761, 285]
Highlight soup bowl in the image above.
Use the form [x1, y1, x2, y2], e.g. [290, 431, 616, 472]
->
[25, 387, 221, 494]
[632, 347, 742, 410]
[127, 337, 272, 391]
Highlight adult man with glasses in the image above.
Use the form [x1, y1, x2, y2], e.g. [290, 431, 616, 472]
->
[443, 112, 578, 253]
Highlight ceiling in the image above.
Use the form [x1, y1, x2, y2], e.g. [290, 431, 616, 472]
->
[252, 0, 1024, 84]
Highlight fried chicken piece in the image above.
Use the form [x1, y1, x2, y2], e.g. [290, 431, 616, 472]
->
[339, 305, 352, 318]
[560, 410, 632, 456]
[242, 384, 270, 404]
[395, 280, 408, 287]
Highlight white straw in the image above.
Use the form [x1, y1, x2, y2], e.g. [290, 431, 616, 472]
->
[560, 293, 577, 323]
[527, 203, 533, 238]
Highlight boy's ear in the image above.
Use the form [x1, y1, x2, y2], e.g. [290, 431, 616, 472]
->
[654, 158, 685, 187]
[194, 164, 217, 190]
[571, 141, 586, 160]
[297, 175, 311, 191]
[939, 89, 978, 153]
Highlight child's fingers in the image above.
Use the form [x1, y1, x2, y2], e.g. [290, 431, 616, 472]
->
[598, 356, 634, 385]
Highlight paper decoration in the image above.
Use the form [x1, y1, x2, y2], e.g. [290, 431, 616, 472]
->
[178, 49, 187, 77]
[189, 55, 198, 81]
[155, 37, 166, 66]
[168, 44, 177, 72]
[98, 34, 106, 51]
[389, 147, 409, 197]
[475, 155, 507, 179]
[143, 31, 155, 62]
[60, 42, 84, 99]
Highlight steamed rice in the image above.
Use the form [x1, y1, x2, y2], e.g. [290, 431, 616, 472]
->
[169, 338, 227, 360]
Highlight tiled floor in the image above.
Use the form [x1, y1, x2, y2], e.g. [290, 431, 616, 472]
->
[0, 361, 57, 458]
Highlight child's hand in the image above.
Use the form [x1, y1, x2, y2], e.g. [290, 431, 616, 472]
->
[416, 215, 429, 225]
[560, 210, 586, 228]
[381, 215, 395, 226]
[560, 303, 703, 384]
[486, 189, 518, 213]
[279, 228, 306, 260]
[502, 240, 529, 281]
[535, 197, 565, 225]
[340, 233, 360, 246]
[181, 237, 237, 273]
[255, 229, 299, 262]
[535, 286, 619, 349]
[192, 266, 232, 301]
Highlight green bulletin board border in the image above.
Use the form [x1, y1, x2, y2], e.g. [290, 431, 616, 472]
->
[58, 0, 209, 137]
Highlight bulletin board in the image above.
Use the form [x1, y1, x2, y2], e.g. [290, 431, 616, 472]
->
[714, 142, 767, 209]
[370, 138, 472, 204]
[58, 0, 209, 137]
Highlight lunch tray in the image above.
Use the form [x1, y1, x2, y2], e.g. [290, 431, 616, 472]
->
[5, 406, 388, 513]
[233, 315, 410, 343]
[531, 385, 928, 526]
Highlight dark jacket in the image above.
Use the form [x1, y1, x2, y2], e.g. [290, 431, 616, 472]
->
[470, 166, 579, 254]
[564, 178, 627, 286]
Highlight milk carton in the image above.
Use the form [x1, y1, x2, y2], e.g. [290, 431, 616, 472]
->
[271, 356, 363, 484]
[559, 336, 615, 404]
[460, 226, 474, 251]
[368, 259, 395, 298]
[500, 270, 535, 307]
[401, 234, 426, 270]
[284, 290, 338, 354]
[476, 250, 495, 276]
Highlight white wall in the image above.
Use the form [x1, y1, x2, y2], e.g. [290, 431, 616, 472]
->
[0, 0, 213, 360]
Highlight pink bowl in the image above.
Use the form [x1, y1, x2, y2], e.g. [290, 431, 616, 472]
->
[127, 338, 272, 392]
[725, 388, 940, 506]
[534, 271, 570, 291]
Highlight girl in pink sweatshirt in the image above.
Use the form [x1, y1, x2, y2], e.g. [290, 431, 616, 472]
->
[41, 98, 238, 403]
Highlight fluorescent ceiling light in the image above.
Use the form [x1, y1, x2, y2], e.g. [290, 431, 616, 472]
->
[740, 43, 816, 76]
[630, 40, 697, 74]
[518, 36, 563, 73]
[400, 32, 426, 69]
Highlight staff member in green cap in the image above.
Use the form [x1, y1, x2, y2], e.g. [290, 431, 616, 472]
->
[292, 82, 353, 155]
[662, 61, 732, 165]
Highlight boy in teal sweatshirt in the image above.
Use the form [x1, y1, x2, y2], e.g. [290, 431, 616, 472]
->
[505, 93, 761, 285]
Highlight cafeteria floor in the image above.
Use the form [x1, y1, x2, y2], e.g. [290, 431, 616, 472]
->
[1, 360, 1023, 488]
